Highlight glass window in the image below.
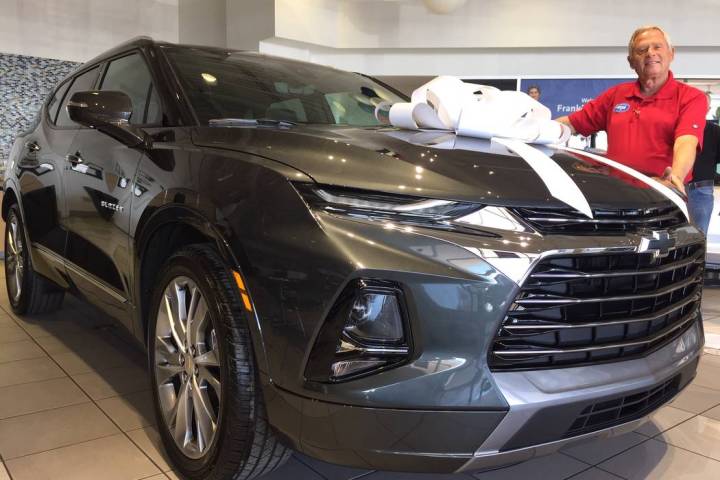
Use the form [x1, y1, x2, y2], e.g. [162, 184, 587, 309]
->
[145, 84, 162, 125]
[47, 81, 70, 124]
[56, 66, 100, 128]
[164, 47, 404, 126]
[100, 53, 162, 125]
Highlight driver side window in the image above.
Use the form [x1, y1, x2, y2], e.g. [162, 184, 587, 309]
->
[100, 52, 162, 125]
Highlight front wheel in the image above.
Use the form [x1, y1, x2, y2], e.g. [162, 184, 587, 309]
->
[148, 244, 289, 480]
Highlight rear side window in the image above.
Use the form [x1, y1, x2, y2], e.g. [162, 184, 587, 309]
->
[56, 66, 101, 128]
[47, 81, 70, 124]
[100, 53, 162, 125]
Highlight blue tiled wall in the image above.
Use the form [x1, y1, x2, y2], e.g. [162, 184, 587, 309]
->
[0, 52, 79, 166]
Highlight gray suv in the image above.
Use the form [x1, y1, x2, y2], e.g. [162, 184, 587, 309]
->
[3, 37, 704, 479]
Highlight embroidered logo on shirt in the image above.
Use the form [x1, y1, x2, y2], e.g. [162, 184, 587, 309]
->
[613, 103, 630, 113]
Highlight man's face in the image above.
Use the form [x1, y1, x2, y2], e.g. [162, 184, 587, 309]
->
[627, 29, 675, 80]
[528, 88, 540, 100]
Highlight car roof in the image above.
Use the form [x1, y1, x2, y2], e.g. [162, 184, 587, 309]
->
[81, 36, 314, 71]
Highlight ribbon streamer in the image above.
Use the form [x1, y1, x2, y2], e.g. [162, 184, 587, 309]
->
[494, 139, 593, 218]
[560, 147, 689, 220]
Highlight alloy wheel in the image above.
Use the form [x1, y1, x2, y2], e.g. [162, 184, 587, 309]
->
[5, 213, 24, 304]
[154, 276, 222, 459]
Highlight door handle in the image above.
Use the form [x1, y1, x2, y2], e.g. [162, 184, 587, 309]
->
[66, 152, 83, 165]
[25, 141, 41, 153]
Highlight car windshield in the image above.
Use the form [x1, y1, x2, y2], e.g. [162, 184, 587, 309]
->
[164, 47, 405, 127]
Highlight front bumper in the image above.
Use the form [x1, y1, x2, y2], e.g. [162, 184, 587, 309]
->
[265, 319, 702, 473]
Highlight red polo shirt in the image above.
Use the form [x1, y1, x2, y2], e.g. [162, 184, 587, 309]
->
[569, 71, 706, 180]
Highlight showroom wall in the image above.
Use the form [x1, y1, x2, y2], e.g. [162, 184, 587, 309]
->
[0, 0, 179, 62]
[0, 0, 179, 165]
[0, 54, 78, 164]
[258, 0, 720, 76]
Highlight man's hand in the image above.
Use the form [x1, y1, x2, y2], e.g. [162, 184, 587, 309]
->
[655, 166, 687, 196]
[556, 116, 577, 135]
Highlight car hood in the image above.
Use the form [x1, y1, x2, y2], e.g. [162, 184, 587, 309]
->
[192, 125, 673, 209]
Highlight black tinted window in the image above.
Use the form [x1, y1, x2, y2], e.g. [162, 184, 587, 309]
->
[100, 53, 162, 125]
[47, 81, 70, 124]
[165, 47, 403, 126]
[56, 66, 100, 127]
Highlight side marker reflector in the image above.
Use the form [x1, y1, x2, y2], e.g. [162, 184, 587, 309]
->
[232, 271, 246, 290]
[233, 270, 253, 312]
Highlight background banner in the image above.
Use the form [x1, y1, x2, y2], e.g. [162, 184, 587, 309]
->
[519, 78, 632, 118]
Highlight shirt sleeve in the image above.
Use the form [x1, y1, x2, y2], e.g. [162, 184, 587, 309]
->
[675, 88, 707, 149]
[568, 88, 614, 137]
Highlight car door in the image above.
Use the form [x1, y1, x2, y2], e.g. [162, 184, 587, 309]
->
[15, 66, 101, 287]
[61, 51, 163, 328]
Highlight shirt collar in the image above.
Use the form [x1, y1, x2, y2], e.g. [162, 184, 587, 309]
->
[626, 70, 678, 100]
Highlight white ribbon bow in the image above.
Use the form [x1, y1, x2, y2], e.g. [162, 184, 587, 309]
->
[389, 76, 572, 145]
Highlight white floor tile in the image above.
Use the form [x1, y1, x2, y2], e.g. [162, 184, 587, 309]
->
[670, 383, 720, 413]
[634, 405, 695, 437]
[657, 415, 720, 461]
[471, 453, 588, 480]
[561, 432, 647, 464]
[567, 467, 623, 479]
[599, 438, 720, 479]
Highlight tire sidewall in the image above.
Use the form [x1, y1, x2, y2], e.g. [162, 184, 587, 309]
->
[148, 247, 256, 479]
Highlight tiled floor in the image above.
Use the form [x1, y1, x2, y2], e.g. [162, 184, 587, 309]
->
[0, 279, 719, 479]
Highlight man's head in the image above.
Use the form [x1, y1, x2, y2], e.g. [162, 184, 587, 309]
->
[627, 26, 675, 82]
[527, 85, 541, 101]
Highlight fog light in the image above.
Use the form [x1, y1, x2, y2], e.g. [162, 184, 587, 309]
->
[305, 279, 412, 382]
[345, 292, 404, 344]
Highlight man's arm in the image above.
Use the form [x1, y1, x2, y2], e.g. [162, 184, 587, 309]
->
[659, 134, 699, 195]
[556, 116, 577, 134]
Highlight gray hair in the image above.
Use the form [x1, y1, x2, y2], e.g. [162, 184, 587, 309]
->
[627, 26, 673, 55]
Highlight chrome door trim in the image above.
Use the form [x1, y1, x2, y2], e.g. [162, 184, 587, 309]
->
[65, 260, 127, 304]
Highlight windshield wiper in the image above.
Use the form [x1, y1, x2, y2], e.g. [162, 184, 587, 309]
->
[208, 118, 297, 128]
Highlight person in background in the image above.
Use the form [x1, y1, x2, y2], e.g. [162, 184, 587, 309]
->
[527, 85, 541, 101]
[687, 92, 720, 234]
[557, 26, 706, 219]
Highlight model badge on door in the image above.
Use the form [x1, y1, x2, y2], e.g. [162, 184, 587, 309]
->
[100, 200, 124, 212]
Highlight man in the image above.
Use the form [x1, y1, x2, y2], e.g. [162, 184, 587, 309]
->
[557, 26, 706, 212]
[527, 85, 541, 101]
[687, 92, 720, 234]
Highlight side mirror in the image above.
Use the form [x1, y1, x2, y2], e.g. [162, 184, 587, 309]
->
[67, 91, 149, 148]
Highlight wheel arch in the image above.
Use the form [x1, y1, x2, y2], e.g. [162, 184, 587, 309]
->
[2, 186, 19, 221]
[133, 204, 271, 375]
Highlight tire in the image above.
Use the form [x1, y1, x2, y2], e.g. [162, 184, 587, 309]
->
[148, 244, 290, 480]
[4, 204, 64, 314]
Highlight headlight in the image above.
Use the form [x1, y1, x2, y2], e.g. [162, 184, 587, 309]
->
[295, 183, 482, 230]
[295, 183, 532, 234]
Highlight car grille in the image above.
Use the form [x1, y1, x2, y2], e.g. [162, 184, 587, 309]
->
[565, 374, 680, 438]
[511, 204, 686, 235]
[489, 242, 704, 370]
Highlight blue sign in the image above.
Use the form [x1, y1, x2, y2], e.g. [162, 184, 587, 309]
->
[519, 78, 633, 119]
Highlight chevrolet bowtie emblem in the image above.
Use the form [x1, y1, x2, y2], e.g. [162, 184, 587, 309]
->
[639, 230, 676, 260]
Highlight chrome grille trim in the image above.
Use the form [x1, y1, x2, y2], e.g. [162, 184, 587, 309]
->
[494, 307, 698, 357]
[512, 204, 686, 235]
[515, 273, 701, 306]
[503, 291, 700, 331]
[489, 241, 704, 370]
[530, 250, 703, 280]
[523, 214, 679, 225]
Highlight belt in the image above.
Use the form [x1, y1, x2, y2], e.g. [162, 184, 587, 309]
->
[688, 179, 714, 188]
